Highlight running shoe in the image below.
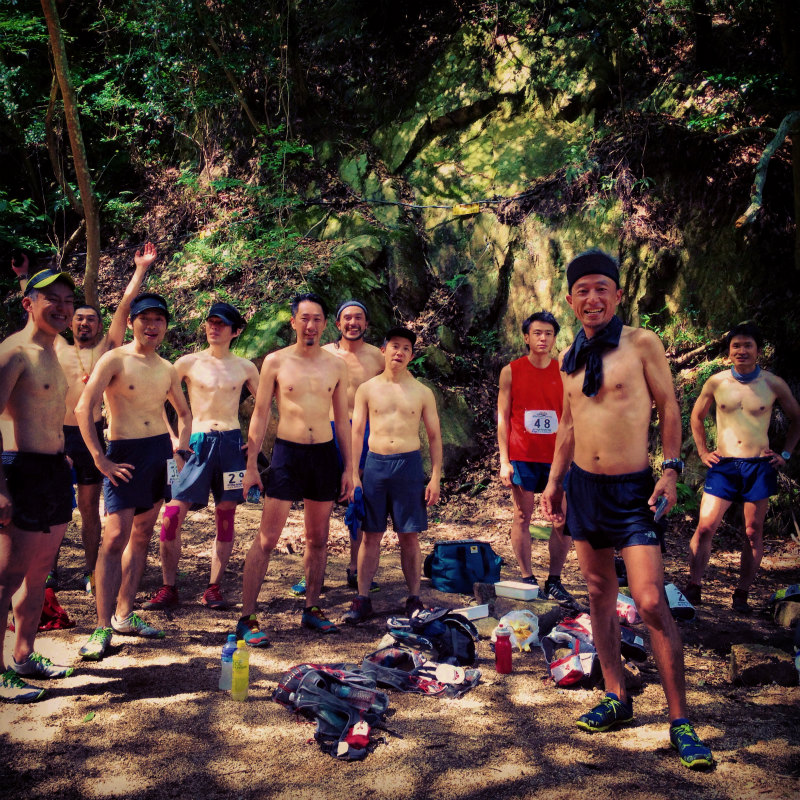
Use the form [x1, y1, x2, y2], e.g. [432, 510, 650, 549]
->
[343, 595, 373, 625]
[545, 578, 583, 611]
[111, 612, 165, 638]
[11, 652, 74, 679]
[81, 572, 95, 595]
[405, 595, 425, 617]
[683, 582, 702, 606]
[290, 576, 307, 596]
[79, 627, 113, 661]
[45, 570, 59, 591]
[200, 584, 227, 610]
[670, 719, 714, 769]
[143, 584, 179, 610]
[732, 589, 752, 615]
[576, 693, 635, 732]
[235, 614, 270, 647]
[302, 606, 339, 633]
[346, 569, 380, 593]
[0, 669, 46, 703]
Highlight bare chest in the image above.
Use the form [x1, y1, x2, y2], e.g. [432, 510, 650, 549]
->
[111, 357, 171, 404]
[716, 379, 774, 418]
[278, 361, 336, 402]
[186, 359, 246, 400]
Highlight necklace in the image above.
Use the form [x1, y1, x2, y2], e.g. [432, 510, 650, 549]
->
[74, 344, 95, 384]
[731, 365, 761, 384]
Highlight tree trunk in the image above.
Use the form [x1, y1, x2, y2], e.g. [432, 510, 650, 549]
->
[40, 0, 101, 307]
[45, 76, 83, 218]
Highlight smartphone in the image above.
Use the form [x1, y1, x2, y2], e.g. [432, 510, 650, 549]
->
[654, 494, 669, 522]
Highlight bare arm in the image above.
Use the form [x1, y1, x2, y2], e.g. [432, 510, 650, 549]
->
[541, 382, 574, 524]
[421, 386, 442, 506]
[497, 364, 513, 487]
[75, 351, 134, 485]
[242, 354, 278, 497]
[106, 242, 158, 349]
[331, 360, 353, 502]
[766, 375, 800, 467]
[0, 347, 26, 524]
[690, 377, 719, 467]
[350, 383, 369, 497]
[166, 364, 192, 468]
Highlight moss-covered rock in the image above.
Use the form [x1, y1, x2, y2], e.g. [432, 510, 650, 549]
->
[420, 379, 478, 476]
[232, 303, 292, 360]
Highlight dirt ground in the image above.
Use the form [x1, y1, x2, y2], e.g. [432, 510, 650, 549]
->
[1, 488, 799, 800]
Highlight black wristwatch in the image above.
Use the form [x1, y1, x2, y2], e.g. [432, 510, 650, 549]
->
[176, 449, 192, 460]
[662, 458, 684, 475]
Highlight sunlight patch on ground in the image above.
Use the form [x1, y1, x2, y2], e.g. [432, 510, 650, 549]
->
[431, 760, 541, 795]
[0, 716, 62, 743]
[80, 767, 152, 797]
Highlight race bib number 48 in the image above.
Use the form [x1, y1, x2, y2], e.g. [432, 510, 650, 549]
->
[223, 470, 245, 490]
[524, 410, 558, 434]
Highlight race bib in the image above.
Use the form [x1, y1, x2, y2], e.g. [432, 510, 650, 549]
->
[524, 410, 558, 435]
[166, 458, 179, 485]
[223, 470, 245, 490]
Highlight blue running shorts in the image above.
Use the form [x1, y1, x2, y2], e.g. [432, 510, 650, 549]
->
[704, 456, 777, 502]
[331, 420, 370, 473]
[63, 420, 105, 485]
[103, 433, 173, 515]
[511, 460, 551, 493]
[171, 429, 246, 506]
[264, 438, 340, 502]
[362, 450, 427, 534]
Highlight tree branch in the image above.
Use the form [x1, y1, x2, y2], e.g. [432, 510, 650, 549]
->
[735, 110, 800, 229]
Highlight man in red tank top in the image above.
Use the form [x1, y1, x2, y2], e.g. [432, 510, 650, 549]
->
[497, 311, 580, 609]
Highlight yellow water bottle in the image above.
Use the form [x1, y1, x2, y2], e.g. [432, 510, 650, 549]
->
[231, 639, 249, 701]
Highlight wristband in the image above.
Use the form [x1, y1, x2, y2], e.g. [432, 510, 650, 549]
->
[175, 449, 192, 460]
[662, 458, 684, 475]
[781, 450, 791, 461]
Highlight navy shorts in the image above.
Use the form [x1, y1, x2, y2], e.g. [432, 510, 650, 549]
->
[704, 456, 777, 503]
[362, 450, 427, 534]
[511, 461, 551, 493]
[172, 429, 246, 506]
[565, 463, 663, 551]
[265, 438, 340, 502]
[103, 434, 173, 515]
[64, 420, 105, 485]
[331, 420, 370, 473]
[1, 451, 73, 533]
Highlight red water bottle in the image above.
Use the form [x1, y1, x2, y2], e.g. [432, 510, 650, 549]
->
[494, 623, 513, 674]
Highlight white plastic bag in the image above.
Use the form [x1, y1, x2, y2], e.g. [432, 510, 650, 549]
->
[493, 609, 539, 651]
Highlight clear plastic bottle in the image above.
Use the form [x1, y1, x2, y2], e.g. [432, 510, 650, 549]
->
[218, 634, 238, 691]
[231, 639, 250, 701]
[494, 623, 513, 674]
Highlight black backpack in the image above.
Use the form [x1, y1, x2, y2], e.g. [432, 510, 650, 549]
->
[385, 607, 479, 666]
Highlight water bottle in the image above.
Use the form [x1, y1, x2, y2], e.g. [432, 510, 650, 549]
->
[494, 623, 513, 675]
[218, 634, 237, 691]
[231, 639, 250, 701]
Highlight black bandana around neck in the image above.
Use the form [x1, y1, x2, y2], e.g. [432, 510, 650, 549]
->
[561, 315, 624, 397]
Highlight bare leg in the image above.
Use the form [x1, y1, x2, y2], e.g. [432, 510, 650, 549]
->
[240, 497, 291, 616]
[574, 540, 626, 700]
[510, 485, 536, 578]
[349, 528, 362, 572]
[159, 500, 190, 585]
[737, 499, 768, 592]
[688, 493, 731, 586]
[398, 532, 421, 596]
[303, 499, 334, 608]
[623, 544, 687, 721]
[547, 512, 571, 576]
[94, 508, 135, 628]
[357, 531, 383, 596]
[77, 483, 103, 573]
[209, 500, 237, 585]
[116, 503, 162, 620]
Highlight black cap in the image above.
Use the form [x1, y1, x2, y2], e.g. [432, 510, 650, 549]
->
[566, 250, 620, 292]
[130, 293, 170, 321]
[24, 269, 76, 296]
[207, 302, 245, 329]
[384, 326, 416, 346]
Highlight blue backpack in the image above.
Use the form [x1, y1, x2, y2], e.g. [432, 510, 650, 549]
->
[423, 539, 502, 594]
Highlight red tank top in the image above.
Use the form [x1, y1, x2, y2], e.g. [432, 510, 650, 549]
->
[508, 356, 563, 463]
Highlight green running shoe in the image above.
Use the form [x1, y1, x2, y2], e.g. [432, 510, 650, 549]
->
[12, 652, 74, 679]
[111, 612, 165, 638]
[79, 627, 113, 661]
[0, 669, 46, 703]
[576, 693, 635, 732]
[670, 719, 714, 769]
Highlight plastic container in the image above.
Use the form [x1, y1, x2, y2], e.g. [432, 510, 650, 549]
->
[494, 623, 513, 674]
[452, 604, 489, 620]
[231, 639, 250, 701]
[494, 580, 540, 600]
[219, 634, 238, 691]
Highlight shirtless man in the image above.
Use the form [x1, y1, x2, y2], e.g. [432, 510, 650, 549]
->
[685, 322, 800, 613]
[497, 310, 579, 610]
[343, 326, 442, 624]
[76, 293, 192, 661]
[239, 293, 352, 643]
[53, 243, 157, 592]
[143, 302, 259, 612]
[542, 250, 713, 770]
[0, 270, 76, 701]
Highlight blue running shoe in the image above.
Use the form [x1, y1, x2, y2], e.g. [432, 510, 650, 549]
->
[670, 719, 714, 769]
[236, 614, 270, 647]
[290, 577, 306, 596]
[301, 606, 338, 633]
[576, 693, 634, 732]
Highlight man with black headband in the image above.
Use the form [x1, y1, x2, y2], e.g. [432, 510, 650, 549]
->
[144, 302, 259, 613]
[542, 249, 713, 770]
[685, 322, 799, 613]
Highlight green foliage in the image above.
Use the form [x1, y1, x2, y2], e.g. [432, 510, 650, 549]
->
[673, 481, 700, 515]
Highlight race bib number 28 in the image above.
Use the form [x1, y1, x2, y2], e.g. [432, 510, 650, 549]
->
[524, 410, 558, 435]
[223, 470, 245, 490]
